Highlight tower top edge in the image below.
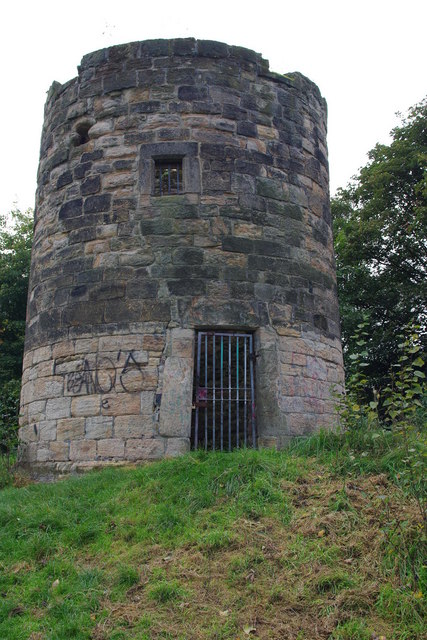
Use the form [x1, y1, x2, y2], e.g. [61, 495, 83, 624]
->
[46, 38, 325, 108]
[79, 38, 268, 72]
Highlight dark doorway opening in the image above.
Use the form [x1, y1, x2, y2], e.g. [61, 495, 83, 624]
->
[191, 331, 256, 451]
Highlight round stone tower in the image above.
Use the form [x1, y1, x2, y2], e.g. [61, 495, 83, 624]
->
[19, 38, 344, 474]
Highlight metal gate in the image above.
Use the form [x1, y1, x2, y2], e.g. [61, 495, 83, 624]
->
[192, 331, 256, 451]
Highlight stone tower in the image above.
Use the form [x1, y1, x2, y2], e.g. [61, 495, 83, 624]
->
[19, 39, 344, 475]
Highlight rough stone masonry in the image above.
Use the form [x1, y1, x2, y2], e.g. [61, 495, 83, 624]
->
[19, 38, 345, 475]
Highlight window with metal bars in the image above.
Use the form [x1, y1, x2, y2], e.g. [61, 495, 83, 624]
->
[154, 159, 183, 196]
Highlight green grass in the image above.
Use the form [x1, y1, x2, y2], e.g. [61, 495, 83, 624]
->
[0, 447, 425, 639]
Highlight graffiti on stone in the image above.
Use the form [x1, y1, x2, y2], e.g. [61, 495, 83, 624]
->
[65, 350, 146, 395]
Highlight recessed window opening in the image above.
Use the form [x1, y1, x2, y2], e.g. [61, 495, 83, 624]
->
[74, 122, 91, 146]
[154, 158, 183, 196]
[191, 331, 257, 452]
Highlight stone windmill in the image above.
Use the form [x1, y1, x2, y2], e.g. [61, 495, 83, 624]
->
[19, 39, 344, 476]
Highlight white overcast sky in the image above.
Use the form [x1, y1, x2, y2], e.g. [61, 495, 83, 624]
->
[1, 0, 426, 216]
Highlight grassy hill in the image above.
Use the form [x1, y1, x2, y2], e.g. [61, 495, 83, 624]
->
[0, 446, 425, 640]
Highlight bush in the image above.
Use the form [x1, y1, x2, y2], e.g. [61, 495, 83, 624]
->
[0, 378, 21, 466]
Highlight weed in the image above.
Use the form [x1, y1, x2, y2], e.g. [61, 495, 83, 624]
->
[382, 327, 426, 529]
[227, 550, 267, 586]
[268, 584, 285, 603]
[207, 613, 239, 639]
[197, 528, 233, 552]
[331, 619, 372, 639]
[66, 522, 102, 547]
[151, 504, 185, 536]
[315, 571, 354, 594]
[115, 565, 139, 589]
[0, 452, 16, 489]
[0, 379, 21, 485]
[329, 488, 354, 512]
[284, 536, 342, 568]
[147, 578, 187, 604]
[376, 584, 426, 627]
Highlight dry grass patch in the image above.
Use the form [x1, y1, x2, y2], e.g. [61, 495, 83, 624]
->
[90, 470, 423, 640]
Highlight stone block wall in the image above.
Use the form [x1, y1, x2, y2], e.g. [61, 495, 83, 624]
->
[19, 39, 344, 475]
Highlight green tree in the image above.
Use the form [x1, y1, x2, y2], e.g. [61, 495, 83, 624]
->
[332, 98, 427, 387]
[0, 209, 33, 383]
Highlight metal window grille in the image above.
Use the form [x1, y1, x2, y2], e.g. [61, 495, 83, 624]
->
[192, 331, 256, 451]
[154, 159, 183, 196]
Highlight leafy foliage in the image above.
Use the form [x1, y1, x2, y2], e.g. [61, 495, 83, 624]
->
[0, 209, 33, 383]
[0, 209, 32, 477]
[332, 98, 427, 387]
[0, 379, 21, 457]
[336, 317, 379, 429]
[382, 327, 426, 523]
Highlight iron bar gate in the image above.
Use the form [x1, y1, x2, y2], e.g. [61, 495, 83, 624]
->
[192, 331, 256, 451]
